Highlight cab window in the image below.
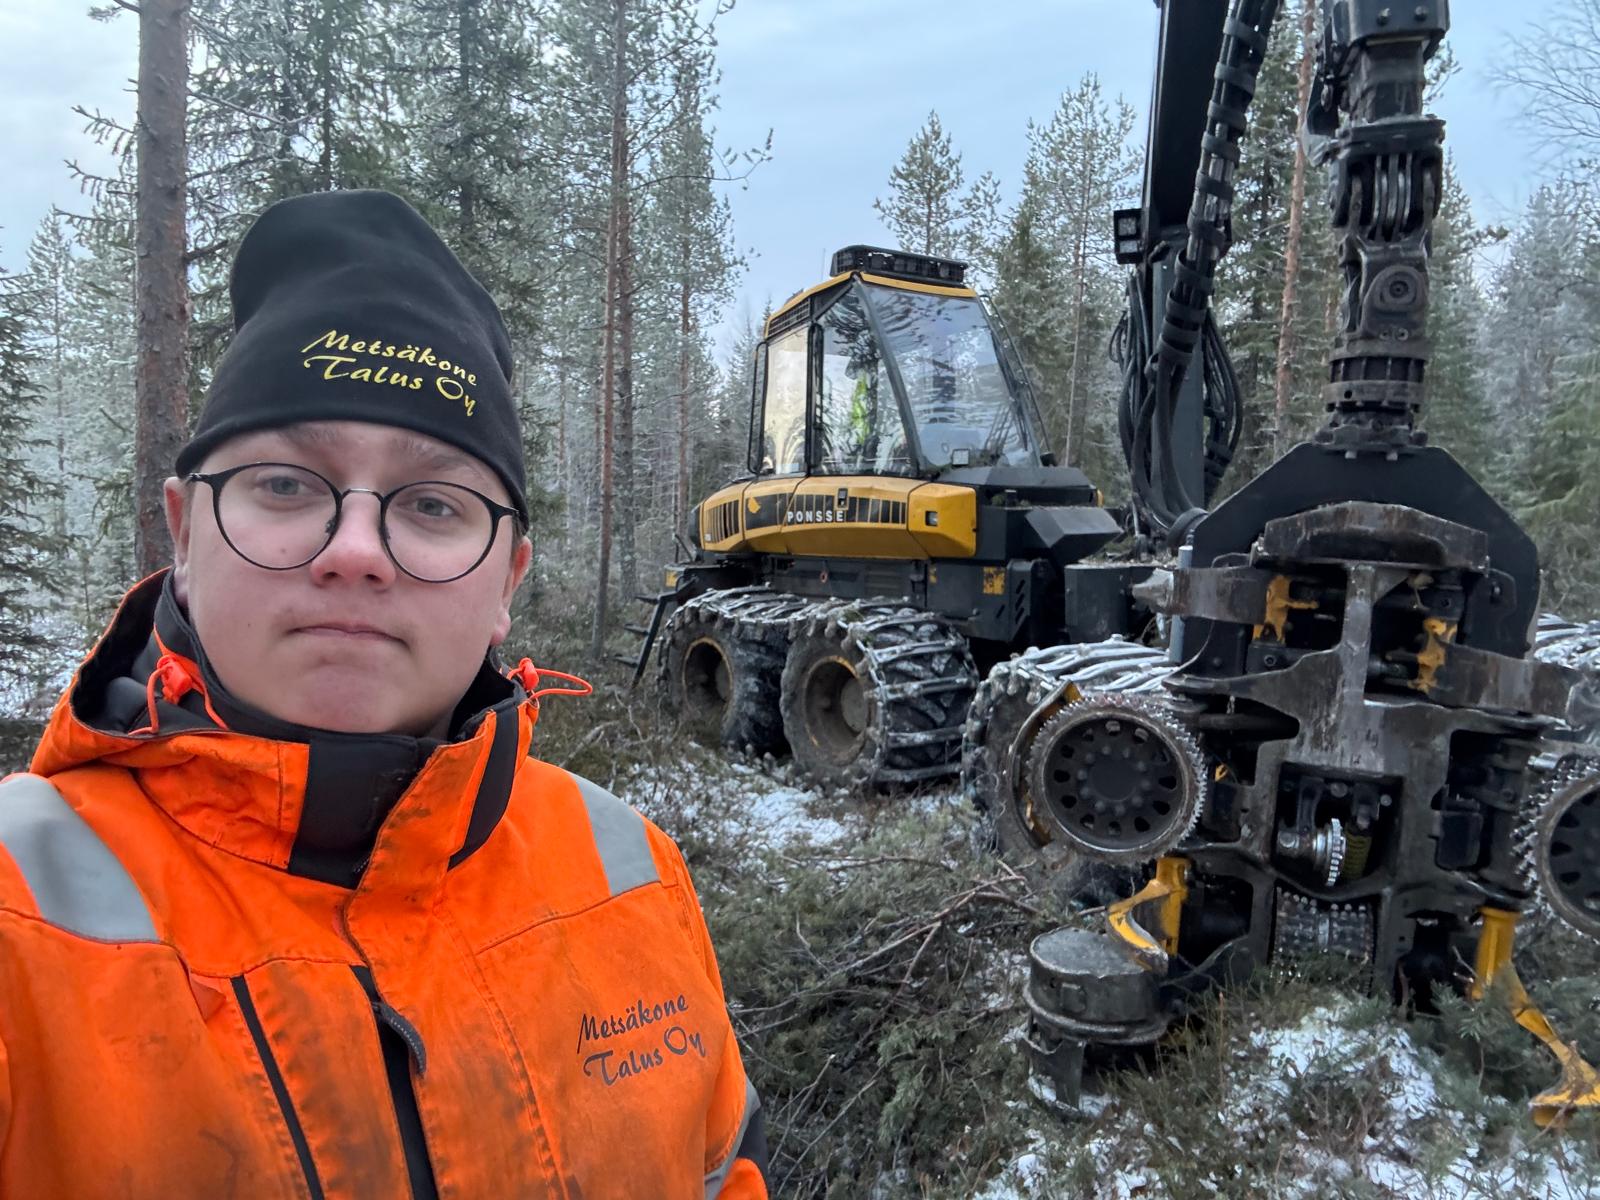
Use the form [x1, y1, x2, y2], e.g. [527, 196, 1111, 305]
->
[759, 325, 808, 475]
[814, 292, 908, 475]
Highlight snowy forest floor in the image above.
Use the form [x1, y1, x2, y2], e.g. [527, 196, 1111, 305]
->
[530, 648, 1600, 1200]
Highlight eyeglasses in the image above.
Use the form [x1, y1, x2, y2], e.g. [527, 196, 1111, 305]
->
[187, 462, 522, 583]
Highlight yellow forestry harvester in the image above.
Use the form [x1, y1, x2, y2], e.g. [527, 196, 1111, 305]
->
[630, 0, 1600, 1123]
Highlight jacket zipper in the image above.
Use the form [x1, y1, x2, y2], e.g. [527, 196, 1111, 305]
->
[231, 976, 327, 1200]
[352, 965, 439, 1200]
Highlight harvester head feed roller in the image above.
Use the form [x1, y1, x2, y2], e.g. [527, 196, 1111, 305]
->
[1025, 694, 1207, 866]
[1520, 757, 1600, 944]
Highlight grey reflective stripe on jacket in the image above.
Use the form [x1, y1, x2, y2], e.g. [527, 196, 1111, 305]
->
[570, 773, 660, 897]
[704, 1079, 762, 1199]
[0, 773, 158, 942]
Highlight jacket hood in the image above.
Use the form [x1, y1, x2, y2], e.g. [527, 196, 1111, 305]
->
[30, 571, 536, 888]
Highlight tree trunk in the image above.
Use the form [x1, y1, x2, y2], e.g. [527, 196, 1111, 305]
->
[315, 0, 335, 189]
[589, 0, 628, 658]
[1272, 0, 1318, 456]
[616, 189, 638, 603]
[675, 236, 692, 545]
[134, 0, 190, 577]
[458, 0, 478, 243]
[556, 362, 569, 547]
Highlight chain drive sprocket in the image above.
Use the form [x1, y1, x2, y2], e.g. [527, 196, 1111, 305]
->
[1024, 692, 1208, 865]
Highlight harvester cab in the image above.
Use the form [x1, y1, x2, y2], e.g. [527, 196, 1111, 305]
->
[636, 246, 1156, 790]
[694, 244, 1120, 577]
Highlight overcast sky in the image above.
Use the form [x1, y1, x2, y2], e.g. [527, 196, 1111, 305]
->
[0, 0, 1568, 356]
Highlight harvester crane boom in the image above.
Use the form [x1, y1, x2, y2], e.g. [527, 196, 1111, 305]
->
[1117, 0, 1448, 545]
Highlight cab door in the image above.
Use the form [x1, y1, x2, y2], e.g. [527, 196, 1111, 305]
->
[740, 322, 809, 552]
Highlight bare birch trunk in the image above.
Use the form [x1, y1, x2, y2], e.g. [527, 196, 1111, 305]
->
[134, 0, 190, 576]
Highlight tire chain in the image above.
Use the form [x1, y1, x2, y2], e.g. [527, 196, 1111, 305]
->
[786, 597, 980, 787]
[655, 587, 809, 753]
[1517, 751, 1600, 944]
[1533, 614, 1600, 743]
[657, 588, 980, 786]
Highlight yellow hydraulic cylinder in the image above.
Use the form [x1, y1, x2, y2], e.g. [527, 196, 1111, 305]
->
[1470, 906, 1600, 1127]
[1106, 857, 1190, 973]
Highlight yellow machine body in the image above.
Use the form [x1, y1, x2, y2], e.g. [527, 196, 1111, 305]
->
[697, 475, 978, 560]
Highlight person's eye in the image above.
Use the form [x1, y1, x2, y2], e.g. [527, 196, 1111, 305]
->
[264, 475, 308, 496]
[405, 491, 463, 520]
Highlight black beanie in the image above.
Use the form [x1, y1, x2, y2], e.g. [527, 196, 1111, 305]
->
[175, 189, 527, 522]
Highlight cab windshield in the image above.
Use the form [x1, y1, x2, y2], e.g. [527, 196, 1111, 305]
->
[866, 283, 1036, 470]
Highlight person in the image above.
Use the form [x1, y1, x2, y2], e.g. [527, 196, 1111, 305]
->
[0, 190, 769, 1199]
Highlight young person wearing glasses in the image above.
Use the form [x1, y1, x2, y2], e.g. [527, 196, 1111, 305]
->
[0, 190, 768, 1200]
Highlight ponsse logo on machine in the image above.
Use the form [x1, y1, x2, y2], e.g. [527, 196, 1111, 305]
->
[783, 491, 907, 527]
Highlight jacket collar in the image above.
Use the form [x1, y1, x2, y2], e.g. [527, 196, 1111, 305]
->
[34, 571, 533, 889]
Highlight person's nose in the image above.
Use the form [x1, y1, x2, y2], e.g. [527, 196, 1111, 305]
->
[308, 490, 397, 586]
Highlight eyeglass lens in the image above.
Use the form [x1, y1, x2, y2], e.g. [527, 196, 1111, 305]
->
[213, 464, 497, 581]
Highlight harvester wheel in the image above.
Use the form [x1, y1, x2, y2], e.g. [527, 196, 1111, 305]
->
[659, 609, 786, 753]
[782, 629, 874, 788]
[781, 603, 977, 790]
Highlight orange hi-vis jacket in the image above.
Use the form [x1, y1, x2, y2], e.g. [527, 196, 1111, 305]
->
[0, 574, 768, 1199]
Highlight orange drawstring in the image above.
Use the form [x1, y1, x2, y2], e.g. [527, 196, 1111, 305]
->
[131, 637, 228, 736]
[506, 658, 593, 701]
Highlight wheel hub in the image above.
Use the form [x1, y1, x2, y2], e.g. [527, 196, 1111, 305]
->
[801, 656, 867, 766]
[681, 638, 732, 725]
[1524, 760, 1600, 942]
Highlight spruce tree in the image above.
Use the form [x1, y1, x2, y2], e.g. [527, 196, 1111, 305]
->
[1423, 161, 1497, 483]
[1520, 348, 1600, 613]
[0, 259, 65, 716]
[1015, 75, 1139, 467]
[1486, 187, 1599, 505]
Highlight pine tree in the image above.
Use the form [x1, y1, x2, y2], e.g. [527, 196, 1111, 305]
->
[1023, 77, 1139, 464]
[1012, 76, 1139, 467]
[1214, 12, 1310, 483]
[874, 112, 968, 257]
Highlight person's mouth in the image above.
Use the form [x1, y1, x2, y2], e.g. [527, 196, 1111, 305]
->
[293, 622, 402, 643]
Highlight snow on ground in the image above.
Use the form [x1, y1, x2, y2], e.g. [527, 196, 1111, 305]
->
[618, 745, 973, 855]
[617, 751, 852, 850]
[618, 750, 1599, 1200]
[1049, 1002, 1600, 1200]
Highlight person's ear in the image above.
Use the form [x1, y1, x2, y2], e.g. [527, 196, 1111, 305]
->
[489, 534, 534, 648]
[163, 477, 193, 605]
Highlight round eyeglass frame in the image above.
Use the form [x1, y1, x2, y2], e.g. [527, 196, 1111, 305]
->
[186, 461, 524, 584]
